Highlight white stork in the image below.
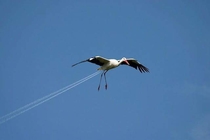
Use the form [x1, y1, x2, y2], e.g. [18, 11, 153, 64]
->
[72, 56, 149, 90]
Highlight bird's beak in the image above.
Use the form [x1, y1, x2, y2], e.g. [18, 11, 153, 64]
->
[124, 60, 130, 65]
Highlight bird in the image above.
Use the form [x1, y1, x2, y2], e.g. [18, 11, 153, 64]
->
[72, 56, 149, 90]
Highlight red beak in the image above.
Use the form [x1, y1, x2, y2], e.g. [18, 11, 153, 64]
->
[124, 60, 130, 65]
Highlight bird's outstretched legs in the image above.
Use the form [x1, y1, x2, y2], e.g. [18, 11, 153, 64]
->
[104, 70, 108, 90]
[98, 72, 104, 91]
[98, 70, 108, 91]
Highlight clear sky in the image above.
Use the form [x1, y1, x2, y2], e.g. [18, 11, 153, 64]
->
[0, 0, 210, 140]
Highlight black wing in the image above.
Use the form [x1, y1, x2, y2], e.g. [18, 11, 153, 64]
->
[120, 58, 149, 73]
[72, 56, 109, 67]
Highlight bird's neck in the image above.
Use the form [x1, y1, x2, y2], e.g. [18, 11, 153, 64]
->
[118, 59, 124, 64]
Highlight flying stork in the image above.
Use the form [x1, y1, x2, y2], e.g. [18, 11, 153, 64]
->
[72, 56, 149, 90]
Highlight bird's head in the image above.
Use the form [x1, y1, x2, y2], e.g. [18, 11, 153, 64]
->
[121, 57, 130, 65]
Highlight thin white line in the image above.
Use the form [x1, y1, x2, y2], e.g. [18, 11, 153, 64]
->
[0, 71, 101, 125]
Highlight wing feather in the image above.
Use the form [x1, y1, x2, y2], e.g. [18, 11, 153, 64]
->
[72, 56, 110, 67]
[120, 58, 149, 73]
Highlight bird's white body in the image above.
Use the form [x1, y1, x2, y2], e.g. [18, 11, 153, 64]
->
[98, 59, 120, 70]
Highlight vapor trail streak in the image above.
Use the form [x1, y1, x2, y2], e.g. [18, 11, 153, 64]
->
[0, 71, 99, 120]
[0, 71, 100, 125]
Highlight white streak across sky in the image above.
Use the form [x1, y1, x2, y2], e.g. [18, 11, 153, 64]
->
[0, 71, 100, 125]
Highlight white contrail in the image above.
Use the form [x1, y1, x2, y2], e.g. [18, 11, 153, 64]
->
[0, 71, 99, 120]
[0, 71, 101, 125]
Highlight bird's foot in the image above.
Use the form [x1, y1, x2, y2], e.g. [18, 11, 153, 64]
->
[98, 85, 100, 91]
[105, 84, 108, 90]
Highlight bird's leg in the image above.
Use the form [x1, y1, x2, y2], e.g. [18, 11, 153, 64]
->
[98, 71, 104, 91]
[104, 70, 108, 90]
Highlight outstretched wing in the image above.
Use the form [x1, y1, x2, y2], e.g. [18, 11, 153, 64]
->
[120, 58, 149, 73]
[72, 56, 110, 67]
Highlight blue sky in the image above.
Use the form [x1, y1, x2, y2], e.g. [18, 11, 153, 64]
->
[0, 0, 210, 140]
